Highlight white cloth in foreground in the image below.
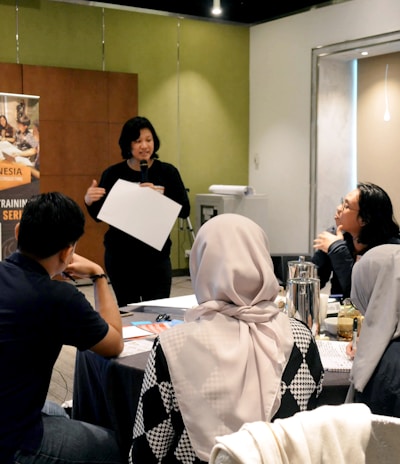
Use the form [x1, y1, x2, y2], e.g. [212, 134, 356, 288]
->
[210, 404, 372, 464]
[350, 244, 400, 393]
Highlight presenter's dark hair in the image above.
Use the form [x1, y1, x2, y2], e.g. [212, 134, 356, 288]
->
[18, 192, 85, 259]
[118, 116, 160, 160]
[357, 182, 400, 247]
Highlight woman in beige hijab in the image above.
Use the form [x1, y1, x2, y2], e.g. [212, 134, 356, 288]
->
[129, 214, 323, 464]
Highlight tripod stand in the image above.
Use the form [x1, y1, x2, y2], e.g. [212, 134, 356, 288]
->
[179, 216, 196, 257]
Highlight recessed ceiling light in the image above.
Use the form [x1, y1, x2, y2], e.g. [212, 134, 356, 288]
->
[361, 51, 369, 56]
[212, 0, 222, 15]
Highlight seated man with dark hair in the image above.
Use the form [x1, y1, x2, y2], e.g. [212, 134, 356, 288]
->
[0, 192, 124, 464]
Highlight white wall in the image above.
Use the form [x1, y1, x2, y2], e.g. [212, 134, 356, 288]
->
[249, 0, 400, 254]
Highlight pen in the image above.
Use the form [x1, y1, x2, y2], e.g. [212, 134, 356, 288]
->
[62, 271, 77, 283]
[352, 318, 358, 350]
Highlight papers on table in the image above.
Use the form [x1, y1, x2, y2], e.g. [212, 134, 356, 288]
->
[316, 339, 353, 372]
[123, 318, 184, 340]
[122, 325, 153, 340]
[120, 319, 184, 358]
[97, 179, 182, 251]
[137, 320, 183, 334]
[128, 293, 198, 308]
[119, 338, 154, 358]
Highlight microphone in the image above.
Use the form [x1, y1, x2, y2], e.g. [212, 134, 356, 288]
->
[140, 160, 148, 183]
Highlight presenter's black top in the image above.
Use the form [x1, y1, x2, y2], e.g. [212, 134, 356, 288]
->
[86, 159, 190, 259]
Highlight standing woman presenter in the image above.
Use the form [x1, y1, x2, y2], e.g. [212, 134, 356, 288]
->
[84, 116, 190, 307]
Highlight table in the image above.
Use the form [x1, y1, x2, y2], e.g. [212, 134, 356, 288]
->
[72, 309, 350, 459]
[72, 307, 182, 458]
[317, 370, 350, 405]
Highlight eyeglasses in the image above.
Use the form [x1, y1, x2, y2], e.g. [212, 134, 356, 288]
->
[341, 197, 359, 212]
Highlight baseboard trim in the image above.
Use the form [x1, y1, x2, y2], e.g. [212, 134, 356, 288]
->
[172, 268, 190, 277]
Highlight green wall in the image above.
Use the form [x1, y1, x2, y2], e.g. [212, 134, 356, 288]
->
[0, 0, 249, 271]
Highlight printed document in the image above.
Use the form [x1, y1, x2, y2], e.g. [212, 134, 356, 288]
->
[119, 338, 154, 358]
[128, 294, 198, 308]
[316, 340, 353, 372]
[122, 324, 153, 340]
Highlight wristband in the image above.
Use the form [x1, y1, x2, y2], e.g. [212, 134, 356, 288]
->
[90, 273, 107, 283]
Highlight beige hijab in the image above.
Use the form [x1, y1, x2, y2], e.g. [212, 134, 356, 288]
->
[350, 244, 400, 392]
[159, 213, 293, 461]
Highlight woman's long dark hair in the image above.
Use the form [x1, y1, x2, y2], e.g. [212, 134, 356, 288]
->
[357, 182, 400, 247]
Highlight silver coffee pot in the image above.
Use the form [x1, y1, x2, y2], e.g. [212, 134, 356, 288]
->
[287, 255, 317, 280]
[285, 256, 320, 335]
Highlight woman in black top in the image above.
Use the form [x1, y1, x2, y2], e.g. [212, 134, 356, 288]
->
[313, 182, 400, 298]
[84, 116, 190, 307]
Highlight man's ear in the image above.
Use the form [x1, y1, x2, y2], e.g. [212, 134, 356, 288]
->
[14, 222, 20, 239]
[59, 245, 74, 264]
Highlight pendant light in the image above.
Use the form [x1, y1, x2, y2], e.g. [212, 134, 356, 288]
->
[384, 64, 391, 122]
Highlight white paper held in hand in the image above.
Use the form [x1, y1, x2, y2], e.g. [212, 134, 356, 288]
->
[97, 179, 182, 251]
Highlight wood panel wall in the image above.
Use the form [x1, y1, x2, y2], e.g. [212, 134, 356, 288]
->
[357, 53, 400, 224]
[0, 63, 138, 267]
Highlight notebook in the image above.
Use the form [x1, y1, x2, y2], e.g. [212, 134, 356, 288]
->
[316, 339, 353, 372]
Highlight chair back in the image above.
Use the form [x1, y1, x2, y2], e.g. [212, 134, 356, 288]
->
[366, 414, 400, 464]
[210, 405, 400, 464]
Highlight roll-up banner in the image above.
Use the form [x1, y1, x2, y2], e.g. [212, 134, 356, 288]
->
[0, 92, 40, 260]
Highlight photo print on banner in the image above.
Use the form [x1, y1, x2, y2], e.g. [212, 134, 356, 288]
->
[0, 92, 40, 260]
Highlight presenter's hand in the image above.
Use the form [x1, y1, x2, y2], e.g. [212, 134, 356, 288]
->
[140, 182, 164, 194]
[139, 182, 155, 188]
[84, 179, 106, 206]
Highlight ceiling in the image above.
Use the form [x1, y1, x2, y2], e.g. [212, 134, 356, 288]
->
[78, 0, 343, 26]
